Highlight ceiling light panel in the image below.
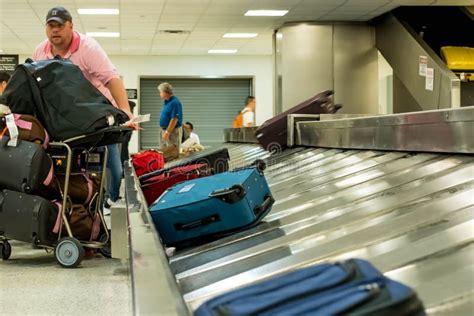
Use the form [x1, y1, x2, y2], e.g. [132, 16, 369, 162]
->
[208, 49, 238, 54]
[244, 10, 288, 16]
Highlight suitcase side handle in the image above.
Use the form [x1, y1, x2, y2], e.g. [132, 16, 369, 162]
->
[253, 195, 275, 217]
[174, 214, 221, 231]
[232, 159, 266, 174]
[209, 184, 246, 204]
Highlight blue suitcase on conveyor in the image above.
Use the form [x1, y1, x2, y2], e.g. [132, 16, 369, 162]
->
[149, 160, 274, 247]
[195, 258, 425, 316]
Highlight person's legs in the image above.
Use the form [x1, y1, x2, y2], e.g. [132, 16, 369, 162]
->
[106, 143, 122, 202]
[169, 127, 182, 148]
[167, 127, 182, 160]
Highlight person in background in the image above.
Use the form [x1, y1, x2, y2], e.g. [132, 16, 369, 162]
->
[180, 121, 200, 151]
[32, 6, 134, 215]
[232, 96, 256, 128]
[158, 82, 183, 150]
[0, 72, 11, 95]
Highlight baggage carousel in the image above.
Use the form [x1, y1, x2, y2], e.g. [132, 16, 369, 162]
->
[125, 107, 474, 315]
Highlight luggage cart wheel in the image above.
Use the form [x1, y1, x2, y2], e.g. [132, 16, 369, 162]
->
[54, 237, 84, 268]
[1, 241, 12, 260]
[98, 230, 112, 258]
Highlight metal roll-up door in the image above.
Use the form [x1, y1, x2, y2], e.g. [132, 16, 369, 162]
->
[139, 78, 252, 149]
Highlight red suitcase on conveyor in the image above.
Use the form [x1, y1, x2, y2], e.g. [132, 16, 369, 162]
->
[141, 163, 211, 206]
[255, 90, 342, 152]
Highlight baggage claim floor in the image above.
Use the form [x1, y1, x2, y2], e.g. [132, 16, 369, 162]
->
[1, 109, 474, 315]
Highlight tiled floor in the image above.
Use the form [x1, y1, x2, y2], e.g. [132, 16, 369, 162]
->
[0, 240, 132, 316]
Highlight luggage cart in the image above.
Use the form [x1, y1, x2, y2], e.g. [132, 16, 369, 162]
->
[0, 126, 133, 268]
[50, 141, 111, 268]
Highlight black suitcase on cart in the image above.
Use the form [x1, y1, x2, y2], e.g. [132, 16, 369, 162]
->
[255, 90, 341, 151]
[0, 137, 53, 193]
[139, 147, 230, 183]
[0, 189, 58, 246]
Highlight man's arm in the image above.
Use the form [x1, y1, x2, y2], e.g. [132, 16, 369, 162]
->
[167, 118, 178, 133]
[243, 111, 254, 127]
[106, 78, 132, 118]
[163, 118, 178, 142]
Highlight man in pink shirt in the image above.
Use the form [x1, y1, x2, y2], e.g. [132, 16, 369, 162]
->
[33, 6, 132, 214]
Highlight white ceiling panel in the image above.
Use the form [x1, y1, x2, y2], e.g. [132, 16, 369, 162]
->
[198, 15, 242, 23]
[298, 0, 347, 7]
[159, 14, 200, 24]
[165, 0, 210, 5]
[214, 38, 251, 47]
[204, 6, 249, 16]
[434, 0, 474, 4]
[344, 0, 392, 5]
[162, 5, 207, 15]
[74, 0, 119, 6]
[319, 13, 366, 20]
[179, 48, 208, 54]
[392, 0, 437, 4]
[150, 48, 180, 55]
[187, 33, 225, 41]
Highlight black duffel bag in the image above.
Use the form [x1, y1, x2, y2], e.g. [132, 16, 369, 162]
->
[0, 57, 129, 141]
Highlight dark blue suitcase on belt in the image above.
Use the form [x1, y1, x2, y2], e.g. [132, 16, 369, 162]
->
[195, 258, 425, 316]
[149, 160, 274, 247]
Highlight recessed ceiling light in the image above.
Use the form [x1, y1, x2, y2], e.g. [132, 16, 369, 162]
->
[245, 10, 288, 17]
[78, 9, 119, 15]
[86, 32, 120, 38]
[223, 33, 258, 38]
[208, 49, 237, 54]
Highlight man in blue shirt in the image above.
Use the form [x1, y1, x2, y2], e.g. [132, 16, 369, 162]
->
[158, 82, 183, 155]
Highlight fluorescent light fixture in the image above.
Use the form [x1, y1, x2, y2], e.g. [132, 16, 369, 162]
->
[86, 32, 120, 38]
[223, 33, 258, 38]
[201, 75, 222, 78]
[208, 49, 237, 54]
[276, 33, 283, 39]
[245, 10, 288, 17]
[78, 8, 119, 15]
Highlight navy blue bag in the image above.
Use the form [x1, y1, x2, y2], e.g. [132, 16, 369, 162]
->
[195, 259, 425, 316]
[149, 160, 274, 247]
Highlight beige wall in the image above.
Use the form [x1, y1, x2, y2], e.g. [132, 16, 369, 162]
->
[277, 23, 379, 115]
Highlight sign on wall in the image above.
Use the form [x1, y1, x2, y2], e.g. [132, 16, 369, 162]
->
[126, 89, 138, 99]
[0, 54, 19, 74]
[419, 55, 428, 76]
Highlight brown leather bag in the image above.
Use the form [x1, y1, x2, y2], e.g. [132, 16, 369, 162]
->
[68, 204, 101, 241]
[40, 173, 101, 206]
[160, 144, 179, 162]
[0, 114, 49, 148]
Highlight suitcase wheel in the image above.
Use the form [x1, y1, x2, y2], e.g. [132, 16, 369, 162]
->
[98, 230, 112, 258]
[1, 241, 12, 260]
[21, 182, 31, 193]
[54, 237, 84, 268]
[254, 159, 266, 173]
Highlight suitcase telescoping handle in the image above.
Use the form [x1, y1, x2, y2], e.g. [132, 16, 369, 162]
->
[253, 195, 275, 217]
[174, 214, 220, 231]
[209, 184, 246, 204]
